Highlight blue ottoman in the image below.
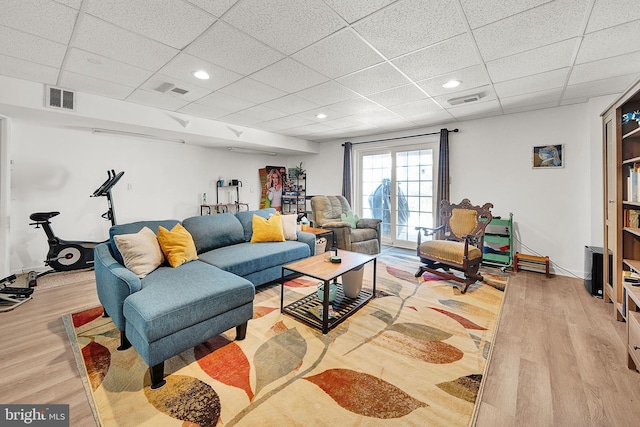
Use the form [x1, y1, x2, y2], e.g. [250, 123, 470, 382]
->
[122, 261, 255, 389]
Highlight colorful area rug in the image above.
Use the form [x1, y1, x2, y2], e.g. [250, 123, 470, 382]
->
[64, 254, 507, 426]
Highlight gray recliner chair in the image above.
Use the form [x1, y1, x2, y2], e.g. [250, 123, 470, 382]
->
[311, 195, 382, 255]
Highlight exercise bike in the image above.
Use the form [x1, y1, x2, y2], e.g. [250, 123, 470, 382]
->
[28, 170, 124, 285]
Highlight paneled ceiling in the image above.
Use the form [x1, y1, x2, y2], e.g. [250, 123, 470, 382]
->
[1, 0, 639, 142]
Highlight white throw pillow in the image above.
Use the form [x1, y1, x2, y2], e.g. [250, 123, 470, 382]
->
[114, 226, 165, 278]
[277, 213, 298, 241]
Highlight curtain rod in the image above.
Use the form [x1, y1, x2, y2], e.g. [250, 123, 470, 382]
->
[343, 128, 458, 146]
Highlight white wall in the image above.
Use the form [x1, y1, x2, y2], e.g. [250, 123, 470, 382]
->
[7, 94, 616, 278]
[300, 100, 613, 278]
[8, 120, 280, 273]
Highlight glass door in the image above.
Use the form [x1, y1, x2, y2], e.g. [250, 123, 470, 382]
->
[357, 143, 437, 249]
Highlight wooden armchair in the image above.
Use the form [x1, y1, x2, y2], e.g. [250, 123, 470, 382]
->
[415, 199, 493, 293]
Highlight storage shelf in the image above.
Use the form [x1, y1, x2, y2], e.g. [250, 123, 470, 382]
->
[482, 213, 513, 269]
[622, 124, 640, 140]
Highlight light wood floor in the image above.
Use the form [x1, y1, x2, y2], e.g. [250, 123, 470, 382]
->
[1, 268, 639, 426]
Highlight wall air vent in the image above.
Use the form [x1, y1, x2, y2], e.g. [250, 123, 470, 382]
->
[46, 86, 75, 111]
[170, 87, 189, 95]
[447, 93, 481, 106]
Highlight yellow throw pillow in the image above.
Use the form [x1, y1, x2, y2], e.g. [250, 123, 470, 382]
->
[251, 213, 285, 243]
[157, 223, 198, 268]
[113, 226, 164, 278]
[273, 213, 298, 241]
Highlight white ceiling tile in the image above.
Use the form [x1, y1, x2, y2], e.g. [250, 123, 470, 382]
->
[195, 91, 255, 112]
[447, 99, 502, 120]
[73, 15, 179, 72]
[217, 111, 263, 126]
[0, 54, 58, 85]
[473, 0, 588, 61]
[186, 0, 238, 17]
[349, 109, 407, 126]
[486, 38, 577, 83]
[493, 68, 570, 98]
[295, 81, 360, 105]
[576, 20, 640, 64]
[261, 95, 320, 115]
[569, 51, 640, 84]
[392, 34, 480, 82]
[296, 106, 347, 122]
[563, 73, 640, 100]
[292, 28, 384, 79]
[327, 97, 385, 115]
[353, 0, 465, 58]
[321, 116, 371, 129]
[262, 115, 316, 130]
[234, 105, 288, 122]
[502, 101, 561, 115]
[85, 0, 215, 49]
[416, 65, 490, 97]
[586, 0, 640, 33]
[250, 58, 329, 92]
[64, 48, 153, 87]
[499, 88, 562, 110]
[140, 74, 213, 102]
[433, 86, 497, 108]
[322, 0, 395, 23]
[222, 0, 345, 55]
[366, 84, 428, 107]
[0, 26, 66, 68]
[126, 89, 191, 111]
[460, 0, 553, 29]
[159, 53, 243, 91]
[388, 98, 443, 117]
[179, 102, 240, 120]
[405, 109, 455, 126]
[186, 21, 284, 75]
[336, 62, 411, 95]
[218, 78, 287, 103]
[0, 0, 77, 44]
[59, 71, 134, 99]
[285, 122, 335, 135]
[53, 0, 82, 9]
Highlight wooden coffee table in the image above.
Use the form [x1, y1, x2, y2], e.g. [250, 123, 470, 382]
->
[281, 249, 377, 334]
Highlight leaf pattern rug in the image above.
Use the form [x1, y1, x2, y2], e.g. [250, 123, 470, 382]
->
[63, 254, 507, 426]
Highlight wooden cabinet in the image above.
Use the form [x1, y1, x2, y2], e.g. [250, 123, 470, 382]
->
[624, 283, 640, 371]
[603, 78, 640, 321]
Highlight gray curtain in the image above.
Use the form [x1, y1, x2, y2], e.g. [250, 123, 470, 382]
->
[436, 129, 450, 228]
[342, 142, 352, 205]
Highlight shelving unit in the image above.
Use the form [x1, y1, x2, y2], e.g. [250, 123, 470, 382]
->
[482, 213, 513, 271]
[603, 77, 640, 322]
[282, 173, 306, 214]
[200, 182, 248, 215]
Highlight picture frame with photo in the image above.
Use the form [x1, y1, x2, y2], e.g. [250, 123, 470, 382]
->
[532, 144, 563, 168]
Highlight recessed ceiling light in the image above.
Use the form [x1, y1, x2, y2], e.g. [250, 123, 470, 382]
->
[316, 113, 327, 119]
[442, 80, 461, 89]
[193, 70, 210, 80]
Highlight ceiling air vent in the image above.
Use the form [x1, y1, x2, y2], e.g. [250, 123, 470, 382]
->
[154, 82, 189, 96]
[447, 93, 481, 106]
[170, 87, 189, 95]
[46, 86, 75, 111]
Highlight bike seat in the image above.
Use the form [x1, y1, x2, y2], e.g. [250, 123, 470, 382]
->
[29, 212, 60, 221]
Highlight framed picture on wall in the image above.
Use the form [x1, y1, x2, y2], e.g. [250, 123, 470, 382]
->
[532, 144, 563, 168]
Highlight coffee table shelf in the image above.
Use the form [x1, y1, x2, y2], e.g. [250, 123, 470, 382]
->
[281, 249, 377, 334]
[282, 285, 373, 331]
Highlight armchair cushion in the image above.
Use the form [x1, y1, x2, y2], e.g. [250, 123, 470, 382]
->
[419, 240, 483, 264]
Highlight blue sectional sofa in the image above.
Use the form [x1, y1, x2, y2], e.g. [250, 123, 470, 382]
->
[94, 208, 315, 388]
